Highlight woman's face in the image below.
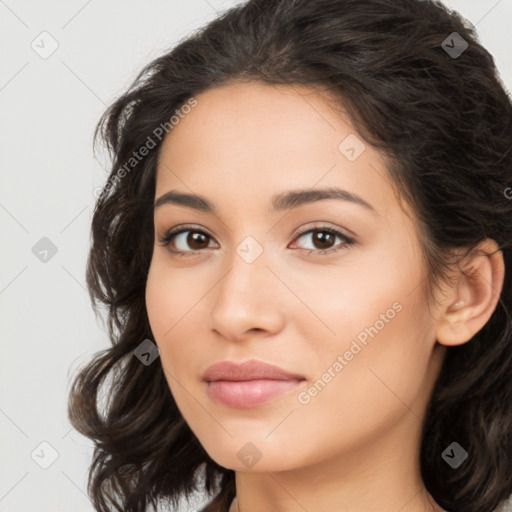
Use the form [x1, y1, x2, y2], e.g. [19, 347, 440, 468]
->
[145, 81, 446, 472]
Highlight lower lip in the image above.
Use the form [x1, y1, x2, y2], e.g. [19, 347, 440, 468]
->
[206, 379, 303, 408]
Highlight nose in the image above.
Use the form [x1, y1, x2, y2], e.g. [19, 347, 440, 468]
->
[208, 241, 286, 342]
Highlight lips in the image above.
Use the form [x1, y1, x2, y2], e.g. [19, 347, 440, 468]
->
[203, 360, 305, 408]
[202, 359, 304, 382]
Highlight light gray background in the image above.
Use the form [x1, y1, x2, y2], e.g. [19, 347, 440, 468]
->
[1, 1, 511, 511]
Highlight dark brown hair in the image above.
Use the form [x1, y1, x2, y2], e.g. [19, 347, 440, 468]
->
[67, 1, 512, 511]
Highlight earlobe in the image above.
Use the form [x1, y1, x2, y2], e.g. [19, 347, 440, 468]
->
[435, 238, 505, 347]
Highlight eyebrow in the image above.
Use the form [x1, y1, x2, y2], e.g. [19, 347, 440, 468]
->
[154, 187, 376, 214]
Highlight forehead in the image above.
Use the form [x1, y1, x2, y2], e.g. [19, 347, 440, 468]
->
[154, 81, 397, 220]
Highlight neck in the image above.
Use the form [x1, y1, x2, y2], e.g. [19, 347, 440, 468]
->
[233, 410, 446, 512]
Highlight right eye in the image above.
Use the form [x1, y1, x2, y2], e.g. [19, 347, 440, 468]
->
[157, 225, 218, 256]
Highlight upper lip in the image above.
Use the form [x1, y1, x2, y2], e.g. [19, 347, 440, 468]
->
[203, 360, 305, 382]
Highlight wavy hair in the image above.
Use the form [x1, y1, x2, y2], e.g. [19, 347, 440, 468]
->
[67, 0, 512, 511]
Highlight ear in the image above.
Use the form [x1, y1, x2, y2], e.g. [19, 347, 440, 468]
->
[435, 238, 505, 347]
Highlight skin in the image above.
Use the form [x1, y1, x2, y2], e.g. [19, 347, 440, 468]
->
[145, 81, 504, 512]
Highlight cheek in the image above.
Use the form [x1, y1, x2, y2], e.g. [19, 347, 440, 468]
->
[145, 259, 210, 388]
[145, 265, 169, 341]
[328, 308, 430, 423]
[145, 257, 197, 337]
[289, 293, 433, 468]
[145, 262, 189, 369]
[306, 236, 432, 415]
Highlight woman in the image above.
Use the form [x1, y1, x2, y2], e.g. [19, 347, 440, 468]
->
[67, 0, 512, 511]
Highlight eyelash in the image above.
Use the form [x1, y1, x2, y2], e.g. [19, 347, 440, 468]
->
[157, 223, 355, 257]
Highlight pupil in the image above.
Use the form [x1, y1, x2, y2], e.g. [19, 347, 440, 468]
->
[315, 231, 333, 249]
[190, 232, 208, 249]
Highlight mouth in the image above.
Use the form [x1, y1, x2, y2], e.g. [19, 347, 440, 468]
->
[203, 359, 305, 408]
[206, 379, 304, 408]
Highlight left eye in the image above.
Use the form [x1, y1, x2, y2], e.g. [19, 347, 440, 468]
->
[157, 225, 355, 256]
[291, 227, 354, 255]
